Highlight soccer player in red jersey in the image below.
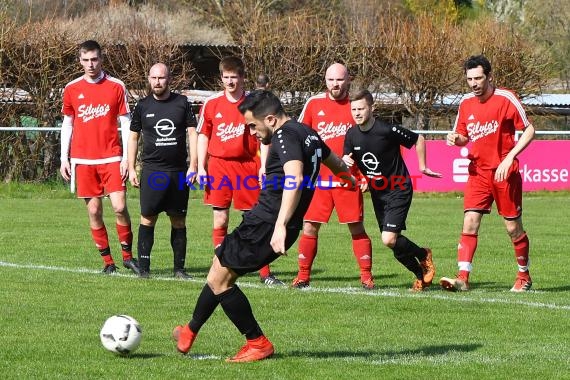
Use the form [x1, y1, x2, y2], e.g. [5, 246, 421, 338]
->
[196, 56, 282, 285]
[440, 55, 535, 292]
[291, 63, 374, 289]
[60, 40, 139, 275]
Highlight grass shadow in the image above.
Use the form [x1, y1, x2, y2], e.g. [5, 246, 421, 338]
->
[286, 343, 482, 361]
[533, 284, 570, 292]
[120, 352, 166, 359]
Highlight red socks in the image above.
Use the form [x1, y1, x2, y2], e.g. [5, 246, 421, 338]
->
[456, 232, 531, 280]
[513, 232, 530, 273]
[296, 234, 318, 281]
[457, 233, 478, 280]
[116, 223, 133, 261]
[259, 265, 271, 278]
[91, 226, 113, 265]
[296, 233, 373, 282]
[91, 224, 134, 264]
[212, 227, 228, 248]
[352, 233, 372, 282]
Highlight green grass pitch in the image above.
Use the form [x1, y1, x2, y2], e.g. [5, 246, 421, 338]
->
[1, 184, 569, 379]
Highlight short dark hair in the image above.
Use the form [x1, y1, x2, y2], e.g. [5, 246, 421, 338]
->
[255, 73, 270, 88]
[464, 54, 492, 76]
[219, 56, 245, 77]
[238, 90, 285, 119]
[78, 40, 102, 57]
[349, 88, 374, 106]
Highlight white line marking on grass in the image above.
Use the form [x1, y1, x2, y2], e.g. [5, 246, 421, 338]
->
[2, 261, 569, 311]
[0, 260, 204, 281]
[189, 354, 223, 361]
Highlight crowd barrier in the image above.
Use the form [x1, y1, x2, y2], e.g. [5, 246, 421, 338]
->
[1, 127, 568, 192]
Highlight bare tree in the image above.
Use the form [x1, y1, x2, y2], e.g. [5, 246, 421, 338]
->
[0, 7, 196, 182]
[356, 12, 466, 129]
[460, 16, 549, 98]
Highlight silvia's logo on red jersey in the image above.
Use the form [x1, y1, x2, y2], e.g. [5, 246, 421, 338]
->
[467, 120, 499, 142]
[77, 103, 111, 123]
[216, 122, 246, 142]
[316, 121, 351, 141]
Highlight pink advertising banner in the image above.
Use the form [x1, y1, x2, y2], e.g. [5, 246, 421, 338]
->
[402, 140, 570, 192]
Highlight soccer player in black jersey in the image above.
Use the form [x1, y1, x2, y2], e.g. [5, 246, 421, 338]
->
[343, 89, 442, 291]
[127, 63, 198, 279]
[173, 90, 355, 362]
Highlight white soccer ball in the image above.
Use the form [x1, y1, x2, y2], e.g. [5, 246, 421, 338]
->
[100, 315, 142, 355]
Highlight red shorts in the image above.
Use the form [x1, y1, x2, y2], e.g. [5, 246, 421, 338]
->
[303, 186, 364, 224]
[203, 156, 260, 210]
[464, 161, 522, 219]
[75, 162, 126, 198]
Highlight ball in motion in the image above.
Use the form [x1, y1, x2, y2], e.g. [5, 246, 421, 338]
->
[100, 315, 142, 355]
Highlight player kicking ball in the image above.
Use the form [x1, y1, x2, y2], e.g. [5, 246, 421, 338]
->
[172, 90, 356, 362]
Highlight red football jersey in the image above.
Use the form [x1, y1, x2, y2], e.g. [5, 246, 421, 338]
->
[299, 92, 353, 180]
[196, 91, 258, 159]
[62, 72, 129, 161]
[454, 88, 531, 170]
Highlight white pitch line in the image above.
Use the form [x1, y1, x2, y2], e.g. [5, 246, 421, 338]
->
[1, 260, 569, 311]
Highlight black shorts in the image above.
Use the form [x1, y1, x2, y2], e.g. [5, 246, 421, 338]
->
[370, 187, 412, 233]
[140, 168, 189, 217]
[215, 213, 300, 276]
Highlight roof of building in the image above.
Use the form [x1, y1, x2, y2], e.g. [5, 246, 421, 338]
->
[520, 93, 570, 107]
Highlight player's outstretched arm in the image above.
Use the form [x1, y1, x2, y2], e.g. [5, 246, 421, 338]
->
[415, 134, 442, 178]
[323, 152, 356, 188]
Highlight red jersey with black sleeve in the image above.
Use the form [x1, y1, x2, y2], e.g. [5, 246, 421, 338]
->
[196, 91, 258, 159]
[453, 88, 531, 170]
[298, 92, 353, 182]
[62, 72, 129, 161]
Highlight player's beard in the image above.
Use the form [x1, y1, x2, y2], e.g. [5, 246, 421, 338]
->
[152, 86, 168, 97]
[330, 87, 347, 100]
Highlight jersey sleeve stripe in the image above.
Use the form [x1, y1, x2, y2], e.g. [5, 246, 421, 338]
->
[495, 89, 530, 126]
[298, 93, 326, 122]
[196, 91, 223, 133]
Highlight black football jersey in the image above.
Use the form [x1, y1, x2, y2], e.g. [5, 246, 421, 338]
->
[130, 92, 197, 171]
[251, 119, 331, 229]
[344, 119, 418, 192]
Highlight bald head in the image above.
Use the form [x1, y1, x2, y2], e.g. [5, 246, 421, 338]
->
[325, 63, 350, 100]
[149, 63, 170, 79]
[148, 63, 171, 99]
[326, 63, 348, 79]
